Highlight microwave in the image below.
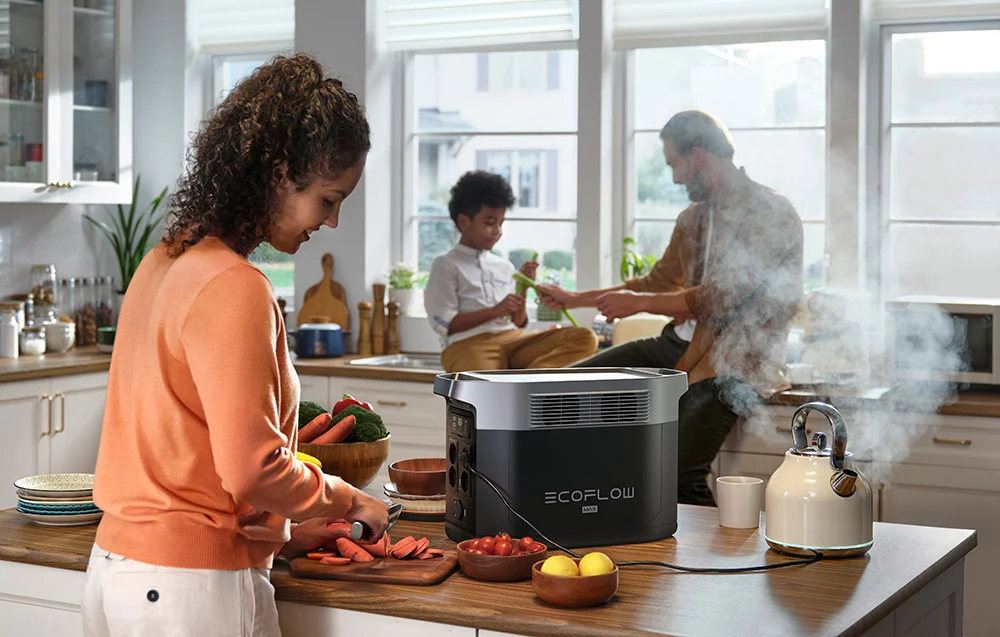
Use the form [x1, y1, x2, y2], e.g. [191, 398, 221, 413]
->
[886, 295, 1000, 386]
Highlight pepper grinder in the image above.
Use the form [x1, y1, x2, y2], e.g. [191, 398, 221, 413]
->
[357, 301, 373, 357]
[386, 301, 400, 355]
[371, 283, 386, 356]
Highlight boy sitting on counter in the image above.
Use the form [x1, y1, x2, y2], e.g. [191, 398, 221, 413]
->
[423, 171, 597, 372]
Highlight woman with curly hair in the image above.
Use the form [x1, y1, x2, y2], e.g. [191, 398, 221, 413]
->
[81, 53, 388, 636]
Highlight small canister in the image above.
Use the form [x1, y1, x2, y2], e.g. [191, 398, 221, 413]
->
[19, 325, 46, 356]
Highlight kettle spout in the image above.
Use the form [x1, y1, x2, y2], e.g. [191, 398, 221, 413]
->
[831, 469, 858, 498]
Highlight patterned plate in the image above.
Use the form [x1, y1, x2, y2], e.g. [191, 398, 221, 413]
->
[17, 501, 100, 513]
[13, 473, 94, 498]
[17, 510, 103, 526]
[383, 493, 447, 513]
[15, 492, 95, 504]
[383, 482, 447, 501]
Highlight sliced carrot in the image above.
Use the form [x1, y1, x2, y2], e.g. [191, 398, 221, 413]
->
[409, 538, 430, 559]
[298, 413, 333, 444]
[335, 537, 375, 562]
[320, 556, 352, 566]
[311, 414, 356, 444]
[390, 536, 416, 558]
[359, 531, 389, 557]
[306, 551, 330, 560]
[423, 548, 445, 556]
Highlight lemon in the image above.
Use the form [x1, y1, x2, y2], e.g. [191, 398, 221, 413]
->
[540, 555, 579, 577]
[579, 552, 615, 576]
[296, 451, 323, 469]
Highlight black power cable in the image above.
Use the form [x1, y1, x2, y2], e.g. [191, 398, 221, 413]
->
[461, 452, 823, 573]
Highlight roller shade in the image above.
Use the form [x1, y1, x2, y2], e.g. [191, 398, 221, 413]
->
[384, 0, 578, 51]
[190, 0, 294, 55]
[873, 0, 1000, 21]
[612, 0, 829, 50]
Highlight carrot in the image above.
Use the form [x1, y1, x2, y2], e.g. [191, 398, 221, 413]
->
[359, 531, 389, 557]
[311, 415, 357, 444]
[298, 413, 333, 444]
[335, 537, 375, 562]
[390, 536, 417, 559]
[424, 548, 445, 557]
[410, 538, 430, 559]
[320, 556, 352, 566]
[306, 551, 330, 560]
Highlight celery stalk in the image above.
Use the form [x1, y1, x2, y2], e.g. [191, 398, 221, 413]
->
[511, 271, 579, 327]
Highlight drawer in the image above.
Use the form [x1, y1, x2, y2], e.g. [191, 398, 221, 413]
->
[903, 426, 1000, 470]
[333, 378, 444, 429]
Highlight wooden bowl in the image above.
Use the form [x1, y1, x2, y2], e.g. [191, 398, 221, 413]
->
[531, 559, 619, 608]
[388, 457, 447, 496]
[456, 539, 548, 582]
[298, 435, 391, 489]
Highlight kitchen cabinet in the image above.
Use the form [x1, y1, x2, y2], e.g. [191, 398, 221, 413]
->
[299, 373, 329, 408]
[278, 602, 475, 636]
[0, 371, 107, 509]
[1, 0, 132, 204]
[0, 561, 86, 637]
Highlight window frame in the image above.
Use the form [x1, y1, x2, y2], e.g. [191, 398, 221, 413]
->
[872, 19, 1000, 300]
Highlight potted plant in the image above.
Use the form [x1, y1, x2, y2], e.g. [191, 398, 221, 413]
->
[387, 263, 425, 316]
[619, 237, 657, 283]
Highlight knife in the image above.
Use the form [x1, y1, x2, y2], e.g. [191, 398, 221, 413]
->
[350, 501, 403, 542]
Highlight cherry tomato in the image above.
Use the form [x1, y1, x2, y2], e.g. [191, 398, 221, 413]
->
[468, 538, 482, 552]
[517, 536, 535, 552]
[494, 540, 513, 556]
[472, 549, 487, 556]
[512, 549, 523, 556]
[480, 536, 496, 554]
[495, 532, 511, 545]
[530, 542, 547, 553]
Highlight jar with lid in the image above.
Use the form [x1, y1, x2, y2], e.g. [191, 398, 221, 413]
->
[96, 276, 115, 328]
[76, 277, 98, 346]
[29, 264, 58, 323]
[0, 305, 18, 359]
[59, 278, 78, 322]
[0, 300, 25, 331]
[19, 326, 45, 356]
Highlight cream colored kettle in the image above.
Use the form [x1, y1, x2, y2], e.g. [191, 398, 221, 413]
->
[764, 401, 873, 557]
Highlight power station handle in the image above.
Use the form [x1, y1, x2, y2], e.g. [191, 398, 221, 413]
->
[932, 437, 972, 446]
[377, 400, 407, 407]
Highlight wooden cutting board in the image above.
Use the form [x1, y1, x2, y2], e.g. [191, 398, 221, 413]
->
[297, 253, 350, 329]
[289, 551, 458, 586]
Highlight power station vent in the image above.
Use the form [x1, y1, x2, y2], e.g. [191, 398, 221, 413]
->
[529, 391, 650, 427]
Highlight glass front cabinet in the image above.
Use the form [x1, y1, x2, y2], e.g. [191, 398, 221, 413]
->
[1, 0, 132, 204]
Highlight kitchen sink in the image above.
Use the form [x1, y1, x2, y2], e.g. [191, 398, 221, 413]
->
[349, 353, 445, 372]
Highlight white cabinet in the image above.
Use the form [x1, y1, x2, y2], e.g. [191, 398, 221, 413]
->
[298, 374, 329, 408]
[0, 371, 108, 509]
[1, 0, 132, 204]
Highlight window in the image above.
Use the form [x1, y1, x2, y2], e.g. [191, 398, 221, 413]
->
[406, 50, 579, 290]
[627, 40, 827, 290]
[211, 53, 295, 303]
[881, 25, 1000, 299]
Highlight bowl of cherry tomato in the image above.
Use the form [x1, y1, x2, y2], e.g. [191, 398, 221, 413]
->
[456, 533, 549, 582]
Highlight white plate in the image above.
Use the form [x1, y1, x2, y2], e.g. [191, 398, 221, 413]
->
[17, 510, 103, 526]
[15, 493, 95, 504]
[383, 482, 447, 501]
[14, 473, 94, 498]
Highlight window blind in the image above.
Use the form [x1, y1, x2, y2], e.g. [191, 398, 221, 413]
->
[189, 0, 294, 55]
[873, 0, 1000, 21]
[611, 0, 829, 50]
[384, 0, 578, 51]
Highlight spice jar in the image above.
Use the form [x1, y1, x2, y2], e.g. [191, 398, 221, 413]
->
[76, 277, 98, 346]
[0, 305, 18, 359]
[96, 276, 114, 328]
[19, 326, 45, 356]
[0, 300, 25, 332]
[29, 264, 58, 323]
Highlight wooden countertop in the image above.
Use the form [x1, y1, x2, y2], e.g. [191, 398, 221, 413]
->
[292, 355, 440, 384]
[769, 385, 1000, 418]
[0, 507, 976, 637]
[0, 346, 112, 382]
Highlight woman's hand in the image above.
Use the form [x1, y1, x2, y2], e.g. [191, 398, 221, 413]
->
[279, 517, 352, 559]
[537, 285, 576, 310]
[343, 489, 390, 543]
[519, 259, 539, 283]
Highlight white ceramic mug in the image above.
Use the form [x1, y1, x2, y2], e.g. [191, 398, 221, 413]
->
[716, 476, 764, 529]
[785, 362, 815, 385]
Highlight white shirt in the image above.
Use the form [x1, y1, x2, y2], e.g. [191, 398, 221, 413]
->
[424, 243, 525, 348]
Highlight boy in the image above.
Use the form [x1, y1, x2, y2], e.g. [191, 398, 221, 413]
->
[424, 171, 598, 372]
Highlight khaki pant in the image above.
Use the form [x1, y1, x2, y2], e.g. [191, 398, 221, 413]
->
[442, 327, 598, 372]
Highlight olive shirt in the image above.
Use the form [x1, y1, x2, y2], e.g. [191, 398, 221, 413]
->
[625, 174, 803, 398]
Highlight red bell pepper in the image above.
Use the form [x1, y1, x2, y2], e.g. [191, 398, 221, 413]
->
[333, 394, 373, 415]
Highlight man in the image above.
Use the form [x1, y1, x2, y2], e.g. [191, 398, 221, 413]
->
[539, 110, 803, 507]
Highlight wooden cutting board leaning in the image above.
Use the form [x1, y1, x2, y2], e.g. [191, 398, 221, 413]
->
[297, 253, 350, 330]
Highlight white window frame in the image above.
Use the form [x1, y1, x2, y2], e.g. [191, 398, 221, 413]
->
[396, 43, 580, 273]
[210, 51, 284, 110]
[618, 44, 829, 284]
[871, 19, 1000, 300]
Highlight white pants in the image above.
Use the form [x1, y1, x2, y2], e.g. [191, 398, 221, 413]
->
[82, 544, 281, 637]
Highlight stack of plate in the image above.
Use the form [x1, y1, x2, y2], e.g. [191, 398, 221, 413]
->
[383, 482, 446, 521]
[14, 473, 102, 527]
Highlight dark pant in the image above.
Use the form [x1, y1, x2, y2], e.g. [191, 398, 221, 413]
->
[571, 327, 745, 507]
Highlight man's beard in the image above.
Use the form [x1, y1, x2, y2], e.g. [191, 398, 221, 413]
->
[685, 171, 708, 202]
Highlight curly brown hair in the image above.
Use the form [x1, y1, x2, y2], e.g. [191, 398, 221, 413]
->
[164, 53, 371, 257]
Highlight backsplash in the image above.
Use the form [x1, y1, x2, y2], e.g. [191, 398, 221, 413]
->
[0, 204, 110, 300]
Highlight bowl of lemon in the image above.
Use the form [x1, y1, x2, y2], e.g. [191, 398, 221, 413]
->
[531, 552, 618, 608]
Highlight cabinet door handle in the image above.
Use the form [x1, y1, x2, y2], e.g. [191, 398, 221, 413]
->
[40, 394, 53, 438]
[932, 436, 972, 446]
[377, 400, 407, 407]
[775, 425, 812, 436]
[877, 483, 885, 522]
[53, 393, 66, 434]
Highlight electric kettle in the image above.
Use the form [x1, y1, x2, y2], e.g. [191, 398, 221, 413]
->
[764, 401, 873, 557]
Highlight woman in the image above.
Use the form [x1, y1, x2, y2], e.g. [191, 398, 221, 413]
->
[81, 53, 389, 636]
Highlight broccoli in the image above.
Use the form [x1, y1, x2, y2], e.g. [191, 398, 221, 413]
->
[298, 401, 329, 429]
[336, 404, 389, 442]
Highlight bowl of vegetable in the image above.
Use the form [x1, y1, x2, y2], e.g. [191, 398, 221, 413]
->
[456, 533, 548, 582]
[296, 397, 391, 490]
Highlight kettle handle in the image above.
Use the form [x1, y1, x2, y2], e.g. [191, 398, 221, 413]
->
[791, 402, 849, 470]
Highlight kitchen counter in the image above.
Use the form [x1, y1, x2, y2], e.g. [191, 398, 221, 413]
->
[0, 506, 976, 636]
[0, 347, 113, 382]
[767, 384, 1000, 418]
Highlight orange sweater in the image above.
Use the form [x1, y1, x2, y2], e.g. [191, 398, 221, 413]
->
[93, 237, 353, 570]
